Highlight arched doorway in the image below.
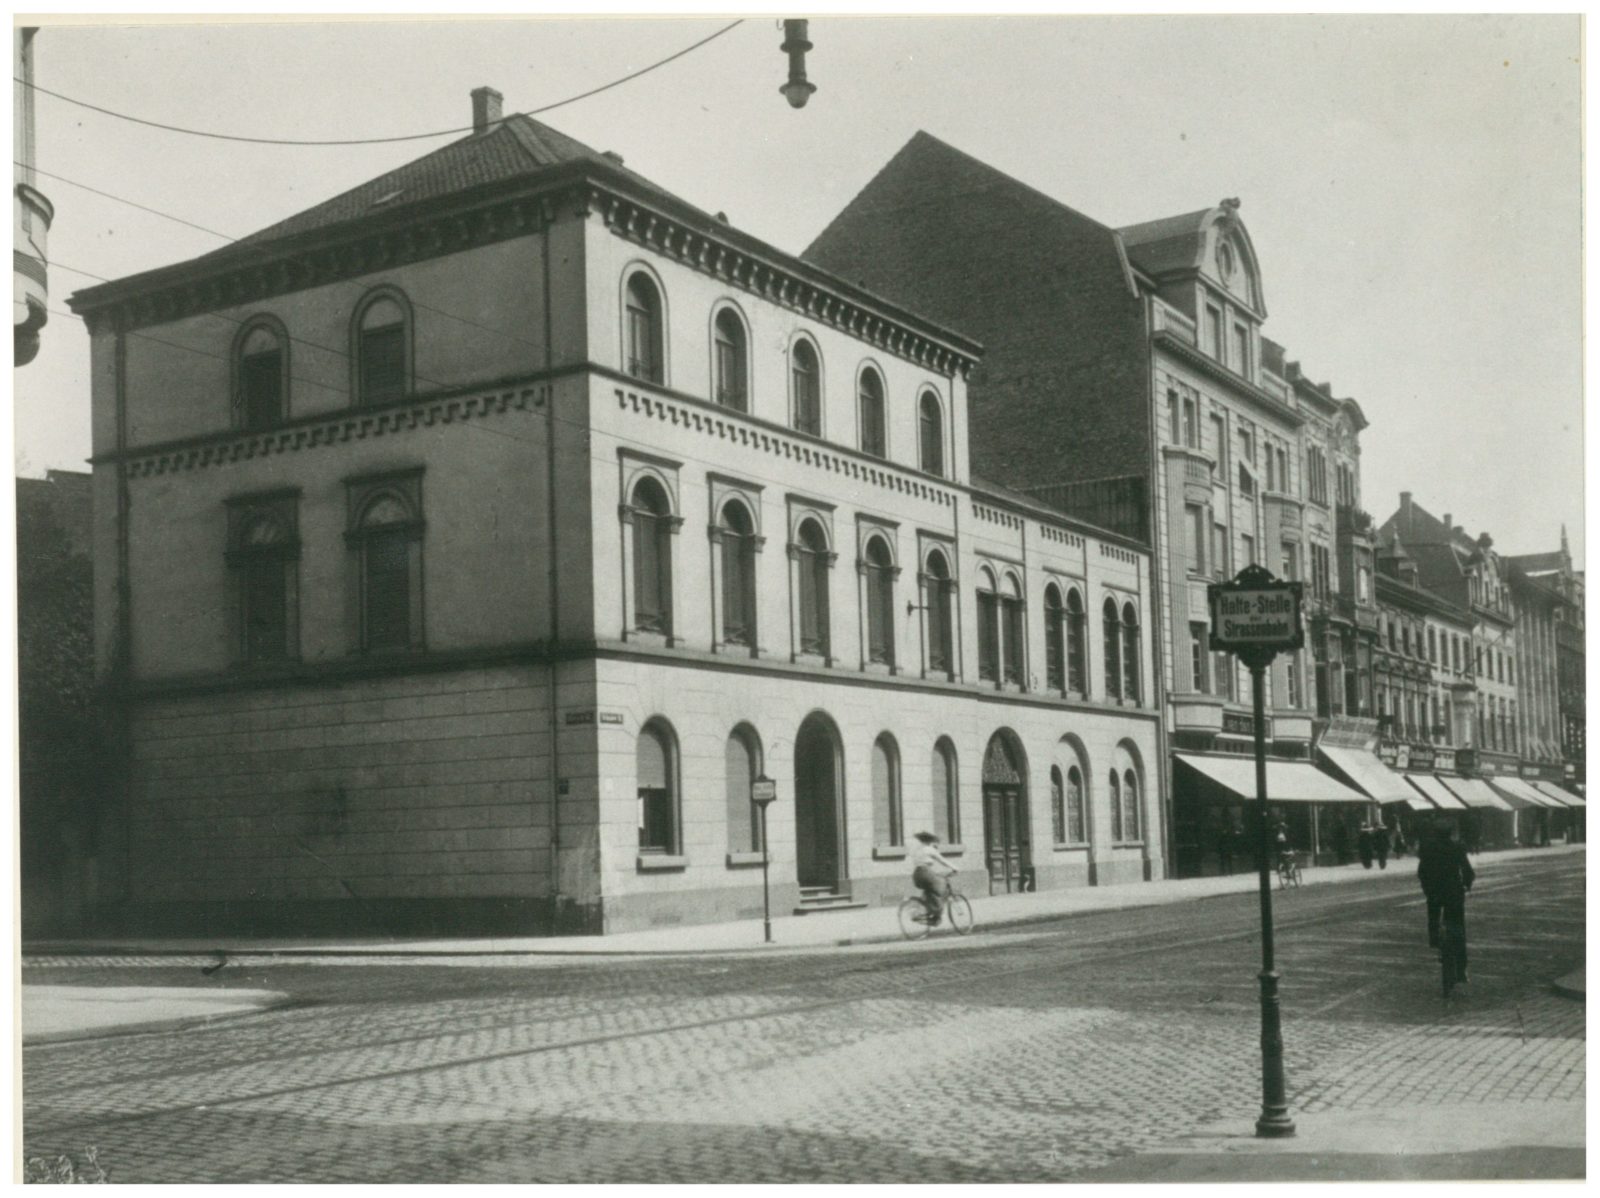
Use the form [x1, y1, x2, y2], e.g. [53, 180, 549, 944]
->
[794, 713, 846, 893]
[982, 730, 1033, 894]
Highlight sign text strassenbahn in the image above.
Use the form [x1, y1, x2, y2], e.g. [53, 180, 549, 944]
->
[1207, 566, 1304, 655]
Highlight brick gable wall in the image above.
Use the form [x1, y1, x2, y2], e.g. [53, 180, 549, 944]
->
[805, 134, 1151, 521]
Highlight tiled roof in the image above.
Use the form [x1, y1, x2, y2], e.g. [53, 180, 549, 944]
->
[221, 115, 703, 254]
[1506, 550, 1566, 575]
[1117, 208, 1211, 275]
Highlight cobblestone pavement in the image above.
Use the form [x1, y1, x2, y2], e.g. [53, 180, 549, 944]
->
[21, 851, 1584, 1182]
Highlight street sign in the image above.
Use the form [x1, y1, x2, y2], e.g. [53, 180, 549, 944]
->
[751, 776, 777, 805]
[1208, 565, 1303, 655]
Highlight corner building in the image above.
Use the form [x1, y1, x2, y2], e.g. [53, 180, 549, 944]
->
[70, 94, 1160, 936]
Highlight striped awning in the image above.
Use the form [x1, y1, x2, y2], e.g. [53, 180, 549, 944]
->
[1318, 745, 1417, 805]
[1488, 777, 1559, 809]
[1532, 780, 1586, 808]
[1435, 775, 1514, 812]
[1405, 773, 1469, 810]
[1175, 753, 1371, 804]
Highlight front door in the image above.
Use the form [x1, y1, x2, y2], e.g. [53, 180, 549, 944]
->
[983, 786, 1032, 893]
[794, 716, 843, 890]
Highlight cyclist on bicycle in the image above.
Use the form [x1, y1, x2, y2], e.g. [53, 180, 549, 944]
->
[1417, 820, 1474, 982]
[911, 831, 957, 926]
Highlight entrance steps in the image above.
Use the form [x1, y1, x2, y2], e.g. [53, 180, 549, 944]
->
[793, 885, 868, 916]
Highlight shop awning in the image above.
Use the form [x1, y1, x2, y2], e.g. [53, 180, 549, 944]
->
[1175, 753, 1371, 804]
[1434, 775, 1515, 812]
[1404, 773, 1468, 810]
[1532, 780, 1586, 808]
[1317, 745, 1416, 805]
[1488, 777, 1557, 809]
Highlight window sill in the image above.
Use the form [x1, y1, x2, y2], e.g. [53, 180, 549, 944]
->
[1111, 841, 1145, 850]
[794, 650, 832, 668]
[863, 660, 897, 676]
[1052, 842, 1089, 852]
[636, 854, 688, 872]
[941, 844, 965, 857]
[629, 628, 675, 649]
[871, 845, 907, 861]
[725, 851, 767, 868]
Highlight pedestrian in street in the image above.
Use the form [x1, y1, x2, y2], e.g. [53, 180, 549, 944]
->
[1357, 822, 1375, 870]
[1375, 822, 1390, 870]
[1417, 821, 1475, 981]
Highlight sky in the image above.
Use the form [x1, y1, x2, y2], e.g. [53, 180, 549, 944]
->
[13, 13, 1584, 565]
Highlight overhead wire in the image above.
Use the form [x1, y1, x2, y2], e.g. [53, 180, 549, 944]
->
[15, 19, 744, 148]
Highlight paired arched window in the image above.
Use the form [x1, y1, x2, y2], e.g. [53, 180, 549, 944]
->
[931, 737, 958, 844]
[1121, 767, 1141, 841]
[858, 368, 887, 458]
[1050, 765, 1066, 844]
[1103, 598, 1123, 701]
[718, 500, 757, 648]
[637, 719, 679, 854]
[625, 272, 664, 383]
[355, 492, 419, 652]
[863, 536, 896, 666]
[355, 293, 409, 405]
[791, 339, 822, 436]
[1108, 768, 1123, 841]
[1121, 601, 1141, 704]
[631, 477, 674, 634]
[872, 733, 903, 848]
[236, 321, 286, 430]
[1066, 588, 1088, 695]
[1065, 764, 1086, 844]
[925, 549, 954, 676]
[1001, 574, 1025, 686]
[796, 519, 831, 657]
[725, 725, 763, 853]
[919, 390, 944, 476]
[713, 308, 748, 411]
[1044, 584, 1065, 692]
[977, 568, 1000, 682]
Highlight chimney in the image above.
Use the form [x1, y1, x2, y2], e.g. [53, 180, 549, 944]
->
[471, 87, 503, 134]
[1400, 491, 1412, 513]
[1442, 513, 1451, 533]
[601, 150, 625, 166]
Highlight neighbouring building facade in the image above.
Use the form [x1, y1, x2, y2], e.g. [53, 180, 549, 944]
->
[804, 134, 1374, 880]
[68, 93, 1163, 937]
[14, 26, 52, 365]
[1508, 531, 1586, 793]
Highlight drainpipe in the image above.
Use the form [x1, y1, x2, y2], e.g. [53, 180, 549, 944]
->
[543, 200, 563, 925]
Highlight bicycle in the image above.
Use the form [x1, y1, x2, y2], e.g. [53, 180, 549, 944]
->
[898, 880, 974, 939]
[1439, 900, 1468, 1000]
[1276, 850, 1304, 890]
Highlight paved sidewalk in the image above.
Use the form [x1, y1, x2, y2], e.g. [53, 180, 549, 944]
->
[22, 985, 290, 1045]
[25, 843, 1582, 960]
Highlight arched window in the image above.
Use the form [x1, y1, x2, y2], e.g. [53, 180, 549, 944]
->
[1108, 769, 1123, 841]
[625, 272, 664, 383]
[228, 502, 299, 664]
[858, 367, 886, 458]
[1044, 584, 1065, 692]
[637, 720, 678, 854]
[791, 339, 821, 436]
[631, 477, 673, 634]
[725, 725, 762, 853]
[919, 390, 945, 476]
[237, 322, 285, 430]
[718, 500, 757, 648]
[796, 519, 831, 657]
[1066, 764, 1086, 844]
[356, 293, 408, 405]
[1121, 601, 1141, 704]
[1066, 588, 1088, 695]
[1002, 573, 1025, 686]
[864, 536, 895, 666]
[926, 549, 953, 676]
[356, 492, 419, 651]
[713, 308, 748, 412]
[976, 567, 1000, 682]
[1122, 768, 1141, 841]
[1103, 598, 1123, 701]
[872, 733, 903, 848]
[931, 737, 958, 844]
[1050, 766, 1066, 844]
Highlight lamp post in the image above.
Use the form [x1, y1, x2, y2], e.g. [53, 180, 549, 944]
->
[1209, 564, 1303, 1139]
[751, 774, 778, 943]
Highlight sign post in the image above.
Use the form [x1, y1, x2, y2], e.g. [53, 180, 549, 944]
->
[751, 775, 778, 944]
[1208, 563, 1303, 1139]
